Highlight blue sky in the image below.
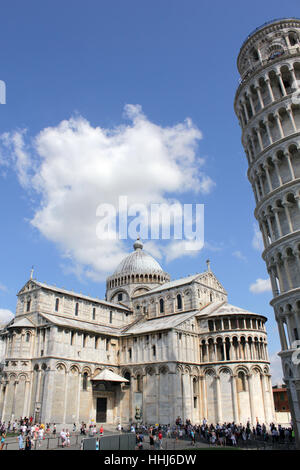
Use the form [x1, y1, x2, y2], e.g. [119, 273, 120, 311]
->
[0, 0, 299, 382]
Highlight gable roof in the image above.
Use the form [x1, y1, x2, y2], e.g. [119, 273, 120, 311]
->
[92, 369, 129, 382]
[7, 317, 36, 329]
[39, 313, 122, 336]
[133, 271, 227, 297]
[123, 302, 224, 335]
[18, 280, 132, 312]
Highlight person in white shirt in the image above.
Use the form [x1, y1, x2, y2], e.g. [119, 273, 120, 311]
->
[38, 427, 44, 448]
[60, 429, 66, 447]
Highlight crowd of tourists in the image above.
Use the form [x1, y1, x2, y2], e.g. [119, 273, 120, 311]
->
[0, 416, 295, 450]
[132, 417, 295, 449]
[0, 417, 73, 450]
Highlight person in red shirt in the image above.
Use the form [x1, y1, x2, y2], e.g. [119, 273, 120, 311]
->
[99, 426, 104, 436]
[158, 431, 163, 449]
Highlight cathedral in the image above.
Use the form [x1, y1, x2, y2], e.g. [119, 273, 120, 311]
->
[0, 238, 276, 427]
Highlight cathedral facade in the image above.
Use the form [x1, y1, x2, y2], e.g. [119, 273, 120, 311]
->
[0, 239, 275, 427]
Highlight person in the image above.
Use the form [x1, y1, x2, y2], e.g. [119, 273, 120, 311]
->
[66, 429, 71, 447]
[60, 429, 66, 447]
[158, 430, 163, 449]
[190, 429, 195, 446]
[73, 423, 76, 432]
[0, 431, 6, 451]
[53, 423, 56, 436]
[136, 433, 143, 449]
[38, 426, 44, 448]
[25, 435, 32, 451]
[210, 431, 217, 447]
[17, 432, 25, 450]
[99, 425, 104, 436]
[149, 431, 154, 449]
[117, 423, 122, 432]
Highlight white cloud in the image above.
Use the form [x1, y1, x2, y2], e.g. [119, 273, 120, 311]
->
[0, 309, 14, 325]
[0, 283, 7, 293]
[249, 278, 272, 294]
[252, 223, 264, 252]
[1, 105, 214, 279]
[164, 239, 204, 263]
[232, 250, 247, 262]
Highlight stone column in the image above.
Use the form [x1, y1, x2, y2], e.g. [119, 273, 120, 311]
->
[287, 107, 297, 133]
[62, 370, 69, 425]
[274, 113, 285, 139]
[247, 373, 256, 424]
[22, 379, 31, 418]
[285, 152, 296, 180]
[202, 374, 208, 421]
[277, 318, 288, 350]
[231, 374, 239, 423]
[283, 201, 294, 232]
[265, 77, 275, 101]
[168, 372, 176, 425]
[130, 373, 135, 422]
[273, 156, 283, 185]
[155, 372, 160, 424]
[11, 380, 18, 421]
[283, 256, 294, 290]
[215, 375, 222, 423]
[247, 92, 256, 116]
[242, 100, 249, 121]
[273, 208, 283, 237]
[1, 381, 8, 421]
[255, 83, 264, 109]
[256, 128, 264, 152]
[277, 72, 287, 96]
[263, 162, 273, 191]
[76, 372, 82, 424]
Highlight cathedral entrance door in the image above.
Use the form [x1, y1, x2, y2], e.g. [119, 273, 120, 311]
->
[96, 397, 107, 423]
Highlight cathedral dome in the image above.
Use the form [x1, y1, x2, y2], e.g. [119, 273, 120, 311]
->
[113, 238, 164, 276]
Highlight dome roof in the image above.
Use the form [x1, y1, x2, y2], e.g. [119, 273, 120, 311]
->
[113, 238, 165, 276]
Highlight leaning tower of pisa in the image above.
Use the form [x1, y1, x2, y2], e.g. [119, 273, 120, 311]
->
[234, 18, 300, 444]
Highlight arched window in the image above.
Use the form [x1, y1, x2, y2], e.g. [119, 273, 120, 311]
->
[289, 31, 298, 46]
[152, 345, 156, 357]
[159, 299, 164, 314]
[92, 307, 96, 320]
[75, 302, 79, 316]
[26, 299, 31, 312]
[55, 298, 59, 312]
[177, 294, 182, 310]
[237, 371, 247, 392]
[124, 371, 131, 386]
[26, 332, 31, 343]
[136, 374, 142, 392]
[70, 331, 75, 346]
[82, 372, 88, 391]
[109, 311, 113, 323]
